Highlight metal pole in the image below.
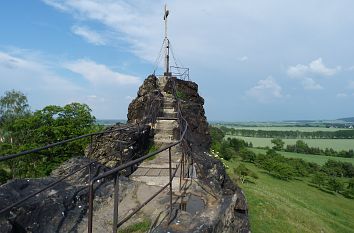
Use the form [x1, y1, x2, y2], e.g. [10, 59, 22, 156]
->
[179, 151, 183, 192]
[112, 174, 120, 233]
[169, 147, 172, 217]
[88, 182, 94, 233]
[89, 135, 93, 181]
[164, 4, 170, 76]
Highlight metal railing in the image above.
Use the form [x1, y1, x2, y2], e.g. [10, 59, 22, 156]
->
[0, 76, 191, 233]
[0, 124, 136, 216]
[0, 82, 163, 214]
[170, 66, 190, 81]
[87, 77, 191, 233]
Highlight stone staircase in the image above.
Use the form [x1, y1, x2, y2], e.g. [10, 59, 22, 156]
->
[130, 76, 186, 190]
[154, 76, 179, 144]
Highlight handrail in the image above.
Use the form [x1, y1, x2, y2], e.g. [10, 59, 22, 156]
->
[0, 75, 191, 233]
[90, 119, 187, 183]
[87, 76, 190, 233]
[0, 161, 94, 215]
[0, 124, 135, 162]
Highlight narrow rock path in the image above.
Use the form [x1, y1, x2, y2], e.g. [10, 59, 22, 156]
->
[131, 76, 187, 190]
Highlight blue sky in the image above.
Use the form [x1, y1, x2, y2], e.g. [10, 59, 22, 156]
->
[1, 0, 354, 121]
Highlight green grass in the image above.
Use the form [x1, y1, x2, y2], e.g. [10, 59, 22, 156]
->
[249, 148, 354, 165]
[118, 218, 151, 233]
[146, 143, 159, 161]
[228, 126, 351, 132]
[226, 135, 354, 151]
[225, 160, 354, 233]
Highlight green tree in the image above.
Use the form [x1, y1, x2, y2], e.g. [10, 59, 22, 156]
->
[1, 102, 97, 179]
[347, 178, 354, 195]
[239, 149, 256, 163]
[311, 172, 327, 188]
[327, 177, 344, 193]
[0, 90, 30, 143]
[271, 138, 285, 151]
[234, 163, 258, 183]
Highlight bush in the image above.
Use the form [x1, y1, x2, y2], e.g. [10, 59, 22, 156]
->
[233, 163, 258, 183]
[327, 177, 344, 193]
[311, 172, 327, 187]
[239, 149, 256, 163]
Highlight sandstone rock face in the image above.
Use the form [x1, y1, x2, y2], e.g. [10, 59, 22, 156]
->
[0, 75, 249, 233]
[164, 77, 211, 152]
[86, 124, 151, 171]
[127, 74, 163, 124]
[0, 157, 114, 233]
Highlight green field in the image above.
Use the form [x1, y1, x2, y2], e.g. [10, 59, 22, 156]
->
[228, 126, 351, 132]
[225, 160, 354, 233]
[249, 148, 354, 165]
[227, 135, 354, 151]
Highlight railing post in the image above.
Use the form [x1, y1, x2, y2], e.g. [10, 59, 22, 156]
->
[169, 147, 172, 217]
[112, 173, 120, 233]
[179, 151, 183, 192]
[89, 135, 93, 181]
[88, 181, 94, 233]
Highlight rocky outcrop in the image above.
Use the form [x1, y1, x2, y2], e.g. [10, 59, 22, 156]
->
[86, 123, 151, 171]
[164, 77, 211, 152]
[161, 77, 249, 232]
[0, 74, 249, 233]
[0, 157, 114, 233]
[127, 75, 163, 124]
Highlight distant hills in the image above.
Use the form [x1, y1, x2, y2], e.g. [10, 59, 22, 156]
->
[96, 119, 126, 126]
[337, 117, 354, 123]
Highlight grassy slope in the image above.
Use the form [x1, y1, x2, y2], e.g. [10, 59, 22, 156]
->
[226, 160, 354, 233]
[226, 135, 354, 151]
[249, 148, 354, 165]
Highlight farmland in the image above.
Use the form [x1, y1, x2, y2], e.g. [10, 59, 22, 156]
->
[249, 148, 354, 165]
[227, 126, 352, 132]
[226, 135, 354, 151]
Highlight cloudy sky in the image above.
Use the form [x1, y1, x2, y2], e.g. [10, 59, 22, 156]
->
[1, 0, 354, 121]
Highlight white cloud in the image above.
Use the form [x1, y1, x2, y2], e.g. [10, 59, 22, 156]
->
[64, 59, 141, 85]
[238, 56, 248, 62]
[336, 93, 347, 98]
[0, 51, 78, 91]
[309, 58, 340, 76]
[287, 58, 339, 90]
[287, 64, 308, 78]
[71, 25, 106, 45]
[301, 78, 323, 90]
[287, 58, 340, 78]
[247, 76, 283, 103]
[42, 0, 159, 61]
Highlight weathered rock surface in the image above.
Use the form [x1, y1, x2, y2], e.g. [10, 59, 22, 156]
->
[127, 74, 163, 124]
[164, 77, 211, 152]
[0, 74, 250, 233]
[86, 123, 151, 170]
[125, 75, 249, 232]
[0, 157, 115, 233]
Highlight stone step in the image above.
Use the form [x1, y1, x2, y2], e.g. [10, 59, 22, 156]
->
[155, 125, 176, 132]
[154, 138, 179, 144]
[162, 112, 177, 118]
[163, 102, 175, 108]
[156, 119, 178, 124]
[163, 108, 176, 114]
[157, 117, 178, 120]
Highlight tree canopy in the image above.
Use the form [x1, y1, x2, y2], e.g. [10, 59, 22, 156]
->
[0, 90, 98, 181]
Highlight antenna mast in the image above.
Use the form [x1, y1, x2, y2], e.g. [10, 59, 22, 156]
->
[164, 4, 170, 76]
